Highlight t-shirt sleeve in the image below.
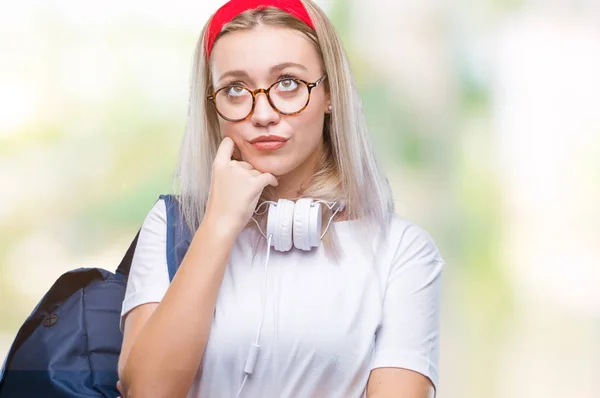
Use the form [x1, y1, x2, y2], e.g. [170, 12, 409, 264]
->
[120, 199, 170, 332]
[370, 221, 445, 391]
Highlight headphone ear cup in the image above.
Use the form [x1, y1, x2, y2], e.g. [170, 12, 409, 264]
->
[293, 198, 312, 251]
[266, 202, 278, 248]
[277, 199, 294, 252]
[308, 201, 322, 249]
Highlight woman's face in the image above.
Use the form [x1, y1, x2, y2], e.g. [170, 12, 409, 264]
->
[210, 25, 329, 177]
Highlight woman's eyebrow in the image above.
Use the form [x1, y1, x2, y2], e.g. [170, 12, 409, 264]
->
[270, 62, 308, 74]
[218, 70, 250, 84]
[217, 62, 308, 84]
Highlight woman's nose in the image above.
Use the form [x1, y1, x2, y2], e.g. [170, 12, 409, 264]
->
[250, 92, 280, 126]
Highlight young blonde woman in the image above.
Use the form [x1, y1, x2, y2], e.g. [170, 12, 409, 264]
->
[117, 0, 445, 397]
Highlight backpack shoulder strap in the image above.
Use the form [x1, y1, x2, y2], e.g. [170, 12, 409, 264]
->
[114, 195, 191, 282]
[160, 194, 193, 282]
[114, 230, 140, 279]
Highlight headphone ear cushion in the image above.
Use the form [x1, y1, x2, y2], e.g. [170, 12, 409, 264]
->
[277, 199, 294, 252]
[293, 198, 313, 251]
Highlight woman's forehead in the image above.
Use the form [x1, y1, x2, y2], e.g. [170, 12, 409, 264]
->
[210, 26, 320, 80]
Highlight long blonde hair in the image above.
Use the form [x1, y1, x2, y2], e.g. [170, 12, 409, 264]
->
[175, 0, 394, 256]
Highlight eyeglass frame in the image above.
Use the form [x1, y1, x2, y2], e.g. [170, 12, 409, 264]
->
[207, 75, 328, 122]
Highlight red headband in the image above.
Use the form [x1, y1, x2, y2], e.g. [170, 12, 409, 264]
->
[205, 0, 315, 57]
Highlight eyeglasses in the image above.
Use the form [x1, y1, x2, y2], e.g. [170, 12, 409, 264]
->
[207, 75, 327, 122]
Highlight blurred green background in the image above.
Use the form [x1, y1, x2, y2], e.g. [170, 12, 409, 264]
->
[1, 1, 599, 397]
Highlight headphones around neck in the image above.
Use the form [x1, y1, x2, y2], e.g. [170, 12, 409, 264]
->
[252, 198, 345, 252]
[237, 197, 345, 398]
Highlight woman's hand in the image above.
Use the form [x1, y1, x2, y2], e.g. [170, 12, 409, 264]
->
[204, 137, 278, 237]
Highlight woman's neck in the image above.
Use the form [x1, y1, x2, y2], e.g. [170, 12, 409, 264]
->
[273, 167, 314, 200]
[272, 146, 322, 200]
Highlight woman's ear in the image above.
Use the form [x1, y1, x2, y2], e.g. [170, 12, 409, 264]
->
[324, 85, 332, 114]
[324, 92, 332, 114]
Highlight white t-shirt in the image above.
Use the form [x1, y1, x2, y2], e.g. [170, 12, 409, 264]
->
[121, 199, 445, 397]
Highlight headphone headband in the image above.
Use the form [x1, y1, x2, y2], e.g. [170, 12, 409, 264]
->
[205, 0, 315, 57]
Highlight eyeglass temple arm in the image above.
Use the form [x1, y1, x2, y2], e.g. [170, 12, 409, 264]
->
[308, 75, 327, 91]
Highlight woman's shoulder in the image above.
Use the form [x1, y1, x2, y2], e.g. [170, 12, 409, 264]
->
[140, 198, 168, 230]
[342, 212, 439, 248]
[387, 213, 435, 240]
[130, 199, 169, 252]
[335, 213, 444, 265]
[386, 213, 445, 265]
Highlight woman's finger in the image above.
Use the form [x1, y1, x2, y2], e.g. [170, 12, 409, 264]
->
[214, 137, 235, 165]
[256, 172, 278, 187]
[234, 161, 254, 170]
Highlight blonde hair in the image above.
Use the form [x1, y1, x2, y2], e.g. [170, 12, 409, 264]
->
[175, 0, 394, 257]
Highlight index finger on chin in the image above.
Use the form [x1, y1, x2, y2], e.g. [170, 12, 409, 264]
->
[214, 137, 235, 164]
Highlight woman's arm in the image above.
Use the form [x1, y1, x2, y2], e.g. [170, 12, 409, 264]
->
[118, 138, 276, 397]
[118, 302, 158, 378]
[366, 368, 435, 398]
[118, 217, 237, 398]
[366, 221, 445, 398]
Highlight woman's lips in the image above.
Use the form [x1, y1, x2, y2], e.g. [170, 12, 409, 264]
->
[251, 140, 287, 151]
[249, 135, 289, 151]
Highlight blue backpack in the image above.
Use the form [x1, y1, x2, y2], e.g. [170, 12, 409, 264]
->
[0, 195, 192, 397]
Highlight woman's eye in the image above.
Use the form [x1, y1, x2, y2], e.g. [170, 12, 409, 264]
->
[227, 86, 247, 97]
[277, 79, 298, 91]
